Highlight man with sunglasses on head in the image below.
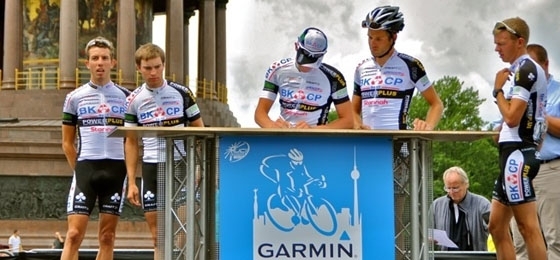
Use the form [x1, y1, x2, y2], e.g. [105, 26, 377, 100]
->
[61, 36, 130, 260]
[488, 17, 547, 260]
[353, 5, 443, 131]
[254, 27, 353, 129]
[430, 166, 491, 251]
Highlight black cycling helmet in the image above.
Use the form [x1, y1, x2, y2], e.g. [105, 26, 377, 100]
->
[361, 5, 405, 33]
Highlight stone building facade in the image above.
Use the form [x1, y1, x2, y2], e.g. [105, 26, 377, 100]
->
[0, 0, 237, 249]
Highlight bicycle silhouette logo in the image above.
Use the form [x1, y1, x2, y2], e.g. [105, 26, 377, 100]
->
[259, 148, 338, 236]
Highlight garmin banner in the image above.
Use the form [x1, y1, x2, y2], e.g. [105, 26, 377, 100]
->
[219, 135, 394, 259]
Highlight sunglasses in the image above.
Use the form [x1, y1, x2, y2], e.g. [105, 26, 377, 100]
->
[361, 20, 383, 30]
[495, 21, 521, 38]
[86, 38, 114, 49]
[296, 42, 326, 58]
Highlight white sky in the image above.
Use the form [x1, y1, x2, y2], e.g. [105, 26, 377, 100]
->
[153, 0, 560, 128]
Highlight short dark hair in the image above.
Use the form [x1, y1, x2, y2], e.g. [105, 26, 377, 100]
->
[527, 44, 548, 64]
[134, 43, 166, 66]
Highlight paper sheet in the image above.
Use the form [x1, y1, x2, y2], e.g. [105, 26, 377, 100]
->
[429, 228, 458, 248]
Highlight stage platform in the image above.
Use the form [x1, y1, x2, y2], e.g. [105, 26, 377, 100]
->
[0, 249, 497, 260]
[0, 249, 153, 260]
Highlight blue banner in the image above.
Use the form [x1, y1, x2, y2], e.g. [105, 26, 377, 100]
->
[219, 135, 394, 259]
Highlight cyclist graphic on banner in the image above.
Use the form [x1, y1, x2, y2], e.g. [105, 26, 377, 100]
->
[259, 148, 337, 236]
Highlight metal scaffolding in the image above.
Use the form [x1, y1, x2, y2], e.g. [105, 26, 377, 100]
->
[110, 127, 495, 260]
[157, 135, 218, 260]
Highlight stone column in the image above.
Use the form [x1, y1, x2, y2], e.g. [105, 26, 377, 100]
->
[58, 0, 78, 89]
[117, 0, 137, 89]
[166, 0, 184, 83]
[198, 0, 217, 100]
[215, 1, 228, 102]
[184, 11, 195, 86]
[2, 0, 23, 89]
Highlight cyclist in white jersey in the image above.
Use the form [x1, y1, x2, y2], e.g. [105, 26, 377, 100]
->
[124, 43, 204, 259]
[353, 6, 443, 131]
[510, 44, 560, 260]
[254, 27, 353, 129]
[488, 18, 547, 260]
[61, 36, 129, 260]
[353, 7, 443, 260]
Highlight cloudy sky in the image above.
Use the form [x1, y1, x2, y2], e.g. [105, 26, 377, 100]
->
[154, 0, 560, 127]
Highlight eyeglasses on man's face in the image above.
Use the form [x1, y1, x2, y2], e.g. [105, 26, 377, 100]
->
[444, 186, 462, 193]
[495, 21, 521, 38]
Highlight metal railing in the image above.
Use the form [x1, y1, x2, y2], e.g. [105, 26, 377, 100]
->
[13, 67, 60, 90]
[1, 66, 228, 103]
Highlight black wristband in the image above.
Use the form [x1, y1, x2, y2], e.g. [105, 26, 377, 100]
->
[493, 89, 504, 98]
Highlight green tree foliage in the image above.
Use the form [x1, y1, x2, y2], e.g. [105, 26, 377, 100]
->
[409, 76, 498, 200]
[327, 110, 339, 123]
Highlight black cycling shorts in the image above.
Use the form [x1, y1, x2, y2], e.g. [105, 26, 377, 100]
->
[141, 162, 187, 212]
[492, 142, 540, 205]
[67, 159, 127, 216]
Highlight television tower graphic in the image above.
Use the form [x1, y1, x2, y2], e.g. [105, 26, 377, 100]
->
[351, 147, 360, 226]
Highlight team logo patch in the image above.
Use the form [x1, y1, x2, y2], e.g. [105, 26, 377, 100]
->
[505, 150, 524, 202]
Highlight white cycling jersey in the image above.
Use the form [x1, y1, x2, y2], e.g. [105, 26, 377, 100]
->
[498, 54, 547, 145]
[353, 51, 432, 130]
[62, 81, 130, 160]
[124, 80, 201, 163]
[261, 57, 349, 126]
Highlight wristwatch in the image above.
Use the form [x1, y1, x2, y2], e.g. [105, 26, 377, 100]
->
[493, 89, 504, 98]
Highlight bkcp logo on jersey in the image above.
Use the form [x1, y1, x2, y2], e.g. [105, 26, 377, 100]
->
[505, 150, 524, 203]
[78, 104, 125, 116]
[218, 136, 395, 260]
[281, 89, 322, 102]
[139, 106, 181, 120]
[360, 76, 403, 87]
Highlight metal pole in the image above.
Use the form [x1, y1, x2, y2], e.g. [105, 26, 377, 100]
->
[421, 141, 431, 260]
[210, 138, 220, 260]
[198, 137, 208, 260]
[186, 136, 197, 260]
[410, 139, 420, 260]
[165, 138, 175, 260]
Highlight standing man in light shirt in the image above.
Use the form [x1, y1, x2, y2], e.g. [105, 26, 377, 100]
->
[8, 229, 21, 254]
[61, 36, 130, 260]
[125, 43, 204, 260]
[353, 6, 443, 259]
[353, 5, 443, 131]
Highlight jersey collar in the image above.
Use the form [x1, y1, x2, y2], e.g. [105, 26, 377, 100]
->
[145, 80, 167, 93]
[88, 81, 114, 89]
[509, 54, 530, 72]
[373, 50, 398, 68]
